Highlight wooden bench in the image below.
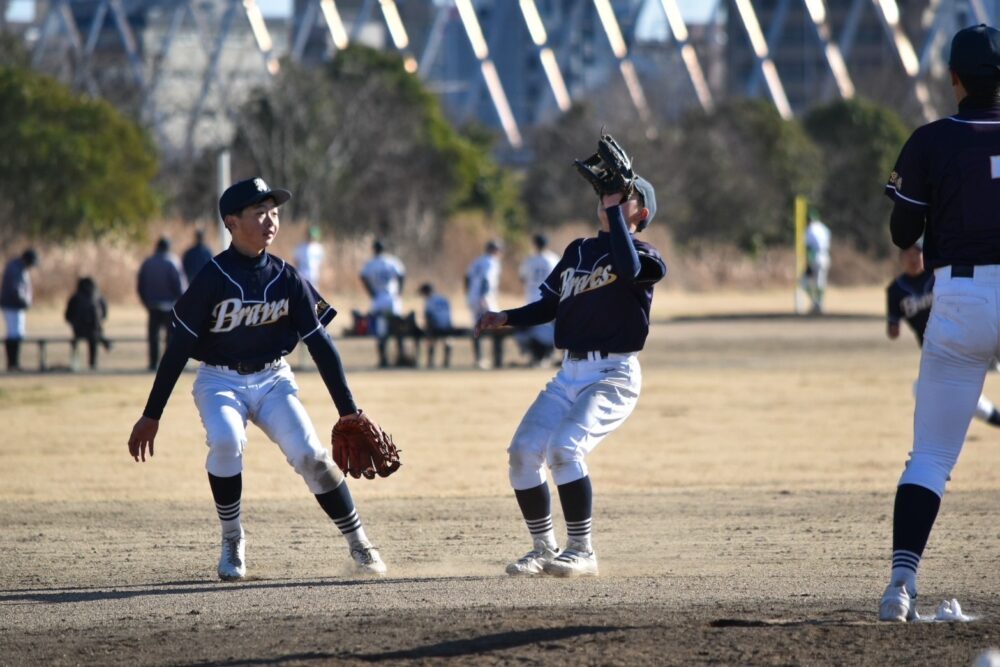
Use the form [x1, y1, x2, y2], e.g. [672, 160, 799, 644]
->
[21, 336, 146, 371]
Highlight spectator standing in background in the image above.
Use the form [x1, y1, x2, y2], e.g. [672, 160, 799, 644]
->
[294, 227, 325, 287]
[138, 237, 186, 371]
[182, 229, 214, 283]
[65, 277, 111, 371]
[0, 248, 38, 372]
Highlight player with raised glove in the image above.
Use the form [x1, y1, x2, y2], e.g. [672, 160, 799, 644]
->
[332, 410, 401, 480]
[477, 132, 666, 578]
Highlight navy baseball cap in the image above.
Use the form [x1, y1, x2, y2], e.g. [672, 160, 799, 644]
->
[634, 176, 656, 231]
[218, 177, 291, 219]
[949, 24, 1000, 77]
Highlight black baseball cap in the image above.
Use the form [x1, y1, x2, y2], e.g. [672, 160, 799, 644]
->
[218, 177, 291, 219]
[949, 24, 1000, 78]
[634, 176, 657, 231]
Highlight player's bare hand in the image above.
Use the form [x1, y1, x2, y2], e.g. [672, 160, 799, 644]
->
[475, 311, 507, 337]
[128, 416, 159, 462]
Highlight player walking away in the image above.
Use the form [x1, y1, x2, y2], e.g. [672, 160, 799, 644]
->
[879, 24, 1000, 622]
[294, 226, 325, 288]
[477, 147, 665, 577]
[516, 234, 560, 367]
[0, 248, 37, 372]
[802, 209, 831, 314]
[887, 242, 1000, 427]
[182, 229, 214, 284]
[127, 177, 387, 581]
[65, 277, 111, 371]
[138, 237, 186, 371]
[466, 240, 504, 369]
[418, 282, 463, 368]
[360, 240, 406, 368]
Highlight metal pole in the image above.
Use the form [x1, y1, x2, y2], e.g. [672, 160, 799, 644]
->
[217, 150, 231, 251]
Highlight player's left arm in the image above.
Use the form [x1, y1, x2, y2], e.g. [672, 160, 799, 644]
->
[890, 205, 926, 250]
[604, 199, 641, 281]
[886, 285, 902, 340]
[291, 272, 358, 417]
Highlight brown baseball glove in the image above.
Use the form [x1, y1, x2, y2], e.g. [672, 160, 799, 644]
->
[331, 411, 401, 479]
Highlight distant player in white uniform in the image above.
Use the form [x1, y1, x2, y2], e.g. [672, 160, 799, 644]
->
[360, 240, 406, 368]
[466, 240, 503, 369]
[293, 226, 325, 287]
[802, 210, 831, 314]
[517, 234, 560, 366]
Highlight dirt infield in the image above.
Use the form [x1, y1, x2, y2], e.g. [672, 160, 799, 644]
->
[4, 293, 1000, 665]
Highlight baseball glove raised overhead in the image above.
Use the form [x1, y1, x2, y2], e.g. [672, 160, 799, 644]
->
[331, 411, 401, 479]
[573, 133, 636, 198]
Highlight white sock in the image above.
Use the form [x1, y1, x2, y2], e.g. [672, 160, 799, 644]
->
[566, 518, 593, 552]
[216, 499, 243, 539]
[333, 509, 370, 547]
[525, 515, 558, 550]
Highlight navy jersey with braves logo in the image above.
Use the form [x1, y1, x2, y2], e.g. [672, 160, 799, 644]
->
[509, 231, 666, 352]
[885, 100, 1000, 268]
[141, 247, 352, 420]
[173, 247, 334, 366]
[886, 270, 935, 345]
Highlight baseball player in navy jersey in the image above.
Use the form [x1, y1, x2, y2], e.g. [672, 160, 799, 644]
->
[127, 177, 387, 581]
[879, 25, 1000, 621]
[887, 242, 1000, 427]
[476, 177, 665, 577]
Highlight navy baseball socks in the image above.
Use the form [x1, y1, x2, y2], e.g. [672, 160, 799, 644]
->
[880, 483, 941, 621]
[208, 473, 245, 581]
[315, 481, 386, 575]
[508, 483, 560, 575]
[545, 476, 598, 577]
[509, 477, 598, 577]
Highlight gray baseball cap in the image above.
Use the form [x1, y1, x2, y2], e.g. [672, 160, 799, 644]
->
[949, 24, 1000, 77]
[634, 176, 656, 231]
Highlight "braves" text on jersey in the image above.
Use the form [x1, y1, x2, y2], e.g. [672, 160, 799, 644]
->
[210, 298, 290, 333]
[559, 266, 617, 300]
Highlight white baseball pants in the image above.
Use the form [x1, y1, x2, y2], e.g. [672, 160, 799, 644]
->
[508, 353, 641, 489]
[900, 265, 1000, 497]
[3, 308, 25, 339]
[192, 360, 342, 494]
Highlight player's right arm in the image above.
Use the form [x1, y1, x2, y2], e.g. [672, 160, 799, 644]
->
[885, 130, 930, 249]
[128, 268, 214, 462]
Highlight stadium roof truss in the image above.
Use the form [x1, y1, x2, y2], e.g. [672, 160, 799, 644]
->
[22, 0, 1000, 155]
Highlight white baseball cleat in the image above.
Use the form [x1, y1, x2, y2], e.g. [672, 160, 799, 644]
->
[505, 541, 560, 576]
[879, 583, 918, 622]
[542, 546, 598, 578]
[350, 543, 387, 575]
[217, 534, 246, 581]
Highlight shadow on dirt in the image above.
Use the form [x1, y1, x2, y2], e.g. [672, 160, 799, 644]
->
[354, 625, 628, 661]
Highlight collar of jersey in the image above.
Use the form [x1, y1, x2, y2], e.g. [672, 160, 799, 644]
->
[955, 98, 1000, 119]
[223, 246, 269, 269]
